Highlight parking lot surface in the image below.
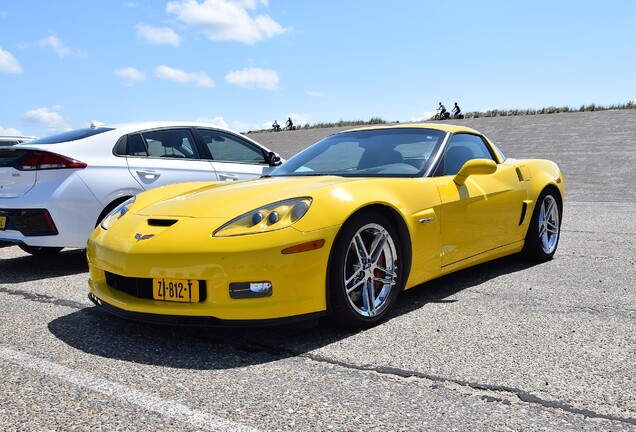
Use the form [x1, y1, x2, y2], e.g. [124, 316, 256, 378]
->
[2, 110, 635, 431]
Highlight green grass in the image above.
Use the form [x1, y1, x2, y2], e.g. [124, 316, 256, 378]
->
[248, 101, 635, 133]
[453, 100, 635, 120]
[248, 117, 391, 133]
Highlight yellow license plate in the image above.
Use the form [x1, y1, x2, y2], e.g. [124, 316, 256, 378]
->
[0, 215, 6, 230]
[152, 278, 200, 303]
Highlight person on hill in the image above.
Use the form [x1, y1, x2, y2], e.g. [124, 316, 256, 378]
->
[437, 102, 447, 119]
[285, 117, 294, 130]
[272, 120, 281, 132]
[452, 102, 462, 118]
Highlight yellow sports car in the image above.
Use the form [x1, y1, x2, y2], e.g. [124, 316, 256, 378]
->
[87, 123, 564, 328]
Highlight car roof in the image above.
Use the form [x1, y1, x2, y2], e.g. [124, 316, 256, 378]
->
[13, 121, 250, 148]
[101, 121, 239, 135]
[0, 135, 38, 141]
[342, 122, 482, 135]
[10, 121, 274, 157]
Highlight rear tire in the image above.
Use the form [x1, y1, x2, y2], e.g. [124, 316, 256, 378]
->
[328, 211, 404, 328]
[18, 244, 64, 256]
[522, 189, 562, 261]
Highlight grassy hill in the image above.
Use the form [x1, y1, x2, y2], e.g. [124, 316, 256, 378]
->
[246, 109, 636, 203]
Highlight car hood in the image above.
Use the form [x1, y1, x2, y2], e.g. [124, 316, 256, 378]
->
[134, 176, 363, 218]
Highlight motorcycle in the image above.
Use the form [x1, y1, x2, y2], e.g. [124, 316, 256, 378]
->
[433, 111, 450, 120]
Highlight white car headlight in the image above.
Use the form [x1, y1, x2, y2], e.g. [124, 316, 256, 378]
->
[213, 197, 312, 237]
[100, 197, 136, 230]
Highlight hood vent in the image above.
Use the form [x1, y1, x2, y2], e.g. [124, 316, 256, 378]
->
[147, 219, 177, 227]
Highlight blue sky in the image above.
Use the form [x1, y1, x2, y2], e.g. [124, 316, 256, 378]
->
[1, 0, 635, 137]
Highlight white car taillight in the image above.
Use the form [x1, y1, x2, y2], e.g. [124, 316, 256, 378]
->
[15, 151, 87, 171]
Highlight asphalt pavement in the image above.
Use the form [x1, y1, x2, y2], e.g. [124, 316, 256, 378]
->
[1, 110, 635, 431]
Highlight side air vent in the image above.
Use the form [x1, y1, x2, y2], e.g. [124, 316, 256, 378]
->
[147, 219, 177, 227]
[519, 202, 528, 226]
[516, 166, 531, 182]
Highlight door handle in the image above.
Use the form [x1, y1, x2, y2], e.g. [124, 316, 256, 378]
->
[136, 170, 161, 179]
[219, 174, 239, 181]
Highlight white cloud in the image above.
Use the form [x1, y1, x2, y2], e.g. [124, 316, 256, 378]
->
[195, 116, 262, 133]
[195, 116, 229, 128]
[307, 90, 326, 98]
[411, 111, 437, 122]
[225, 67, 278, 90]
[115, 67, 146, 86]
[229, 119, 263, 133]
[136, 24, 182, 46]
[287, 112, 310, 127]
[0, 125, 24, 135]
[166, 0, 289, 45]
[155, 65, 214, 87]
[22, 106, 68, 131]
[0, 47, 22, 73]
[37, 35, 72, 58]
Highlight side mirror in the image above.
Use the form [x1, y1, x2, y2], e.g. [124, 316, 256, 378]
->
[453, 159, 497, 185]
[268, 151, 282, 166]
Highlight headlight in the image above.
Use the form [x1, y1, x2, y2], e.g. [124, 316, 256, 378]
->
[100, 197, 136, 230]
[213, 197, 312, 237]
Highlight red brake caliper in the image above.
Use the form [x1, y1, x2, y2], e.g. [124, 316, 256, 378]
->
[373, 252, 385, 295]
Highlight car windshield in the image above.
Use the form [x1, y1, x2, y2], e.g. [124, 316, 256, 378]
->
[28, 127, 114, 144]
[271, 128, 447, 177]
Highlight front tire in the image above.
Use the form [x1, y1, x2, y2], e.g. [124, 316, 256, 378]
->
[522, 189, 562, 261]
[328, 211, 404, 328]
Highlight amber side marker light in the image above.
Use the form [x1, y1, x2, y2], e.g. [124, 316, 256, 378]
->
[281, 239, 325, 255]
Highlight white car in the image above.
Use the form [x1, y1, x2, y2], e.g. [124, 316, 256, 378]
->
[0, 122, 282, 255]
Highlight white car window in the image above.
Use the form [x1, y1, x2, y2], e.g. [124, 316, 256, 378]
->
[140, 129, 200, 159]
[198, 129, 265, 164]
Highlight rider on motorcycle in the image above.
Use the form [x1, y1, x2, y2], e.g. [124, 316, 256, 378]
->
[437, 102, 447, 117]
[451, 102, 461, 118]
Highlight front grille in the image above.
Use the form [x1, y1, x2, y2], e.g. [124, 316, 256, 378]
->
[105, 272, 207, 302]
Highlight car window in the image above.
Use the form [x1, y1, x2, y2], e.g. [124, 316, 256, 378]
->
[443, 133, 495, 175]
[198, 129, 266, 164]
[271, 128, 446, 177]
[135, 129, 200, 159]
[300, 140, 363, 172]
[0, 140, 20, 146]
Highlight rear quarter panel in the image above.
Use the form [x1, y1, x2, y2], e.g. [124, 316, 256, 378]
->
[508, 158, 565, 237]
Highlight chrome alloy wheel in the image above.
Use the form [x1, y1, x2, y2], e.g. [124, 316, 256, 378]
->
[343, 223, 398, 318]
[538, 195, 560, 255]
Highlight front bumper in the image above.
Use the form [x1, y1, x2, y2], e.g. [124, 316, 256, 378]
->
[87, 223, 340, 323]
[88, 292, 326, 327]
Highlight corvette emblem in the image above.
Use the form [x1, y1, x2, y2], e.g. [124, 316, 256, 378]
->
[135, 233, 155, 241]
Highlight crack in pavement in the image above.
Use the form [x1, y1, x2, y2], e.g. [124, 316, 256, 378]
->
[235, 338, 636, 427]
[4, 285, 635, 427]
[0, 286, 86, 310]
